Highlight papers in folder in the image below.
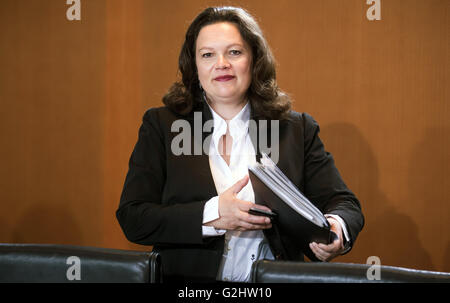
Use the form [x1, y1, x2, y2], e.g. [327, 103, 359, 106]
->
[248, 153, 328, 228]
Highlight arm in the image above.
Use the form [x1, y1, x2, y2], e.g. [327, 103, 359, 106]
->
[116, 109, 208, 246]
[302, 113, 365, 257]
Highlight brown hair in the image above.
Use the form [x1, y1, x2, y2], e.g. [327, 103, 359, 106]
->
[162, 6, 291, 120]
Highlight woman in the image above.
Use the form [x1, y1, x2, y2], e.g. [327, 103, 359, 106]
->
[116, 6, 364, 282]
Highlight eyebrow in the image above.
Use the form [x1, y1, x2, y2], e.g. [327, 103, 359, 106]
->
[198, 43, 244, 52]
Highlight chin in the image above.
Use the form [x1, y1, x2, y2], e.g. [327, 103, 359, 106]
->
[213, 95, 242, 103]
[211, 90, 243, 100]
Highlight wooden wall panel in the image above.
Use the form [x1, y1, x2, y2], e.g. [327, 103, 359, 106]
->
[103, 0, 145, 250]
[0, 0, 106, 246]
[0, 0, 448, 271]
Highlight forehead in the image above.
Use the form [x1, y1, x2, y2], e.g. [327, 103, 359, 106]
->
[196, 22, 245, 49]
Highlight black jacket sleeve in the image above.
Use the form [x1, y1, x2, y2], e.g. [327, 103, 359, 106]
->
[302, 113, 364, 248]
[116, 108, 207, 246]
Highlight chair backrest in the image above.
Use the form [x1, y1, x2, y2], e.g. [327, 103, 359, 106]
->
[251, 260, 450, 283]
[0, 243, 162, 283]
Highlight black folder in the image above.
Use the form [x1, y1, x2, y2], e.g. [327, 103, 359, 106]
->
[248, 153, 335, 262]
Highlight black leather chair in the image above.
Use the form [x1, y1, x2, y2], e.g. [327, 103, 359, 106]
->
[251, 260, 450, 283]
[0, 243, 162, 283]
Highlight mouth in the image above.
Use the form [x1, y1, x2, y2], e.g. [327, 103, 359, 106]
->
[214, 75, 236, 82]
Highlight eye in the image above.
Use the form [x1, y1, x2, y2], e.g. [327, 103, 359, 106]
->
[201, 52, 213, 58]
[230, 50, 242, 56]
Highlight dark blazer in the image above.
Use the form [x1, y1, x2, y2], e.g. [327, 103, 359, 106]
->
[116, 102, 364, 282]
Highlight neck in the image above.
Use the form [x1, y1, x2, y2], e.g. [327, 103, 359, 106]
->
[206, 96, 247, 120]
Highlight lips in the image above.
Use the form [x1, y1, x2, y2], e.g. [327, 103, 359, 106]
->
[214, 75, 235, 82]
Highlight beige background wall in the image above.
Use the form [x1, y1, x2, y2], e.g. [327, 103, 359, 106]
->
[0, 0, 448, 272]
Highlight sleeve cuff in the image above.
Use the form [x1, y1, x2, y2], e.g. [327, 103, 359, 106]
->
[202, 196, 226, 237]
[325, 214, 351, 254]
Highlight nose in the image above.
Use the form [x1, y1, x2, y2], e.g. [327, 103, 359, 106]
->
[216, 54, 231, 69]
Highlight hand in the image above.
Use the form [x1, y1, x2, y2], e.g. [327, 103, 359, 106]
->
[205, 175, 273, 231]
[309, 217, 345, 262]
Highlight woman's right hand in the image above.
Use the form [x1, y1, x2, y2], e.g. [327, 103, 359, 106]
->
[205, 175, 273, 231]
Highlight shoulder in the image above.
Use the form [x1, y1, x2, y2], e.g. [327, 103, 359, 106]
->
[138, 106, 187, 140]
[142, 105, 191, 129]
[279, 111, 322, 147]
[143, 105, 182, 122]
[283, 110, 320, 131]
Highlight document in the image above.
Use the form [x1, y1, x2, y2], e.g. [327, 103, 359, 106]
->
[248, 153, 334, 261]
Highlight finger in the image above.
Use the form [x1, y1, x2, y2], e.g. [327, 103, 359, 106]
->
[317, 236, 342, 252]
[237, 212, 272, 229]
[317, 241, 340, 253]
[242, 212, 272, 225]
[231, 175, 249, 194]
[312, 250, 330, 262]
[235, 199, 272, 213]
[236, 209, 270, 224]
[309, 243, 326, 261]
[310, 243, 331, 261]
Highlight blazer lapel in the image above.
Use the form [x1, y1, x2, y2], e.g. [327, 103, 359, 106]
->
[192, 102, 217, 197]
[249, 108, 272, 164]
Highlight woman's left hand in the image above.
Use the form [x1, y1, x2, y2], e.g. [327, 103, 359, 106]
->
[309, 217, 345, 262]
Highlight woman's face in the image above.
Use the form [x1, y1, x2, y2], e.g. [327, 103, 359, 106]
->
[195, 22, 252, 105]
